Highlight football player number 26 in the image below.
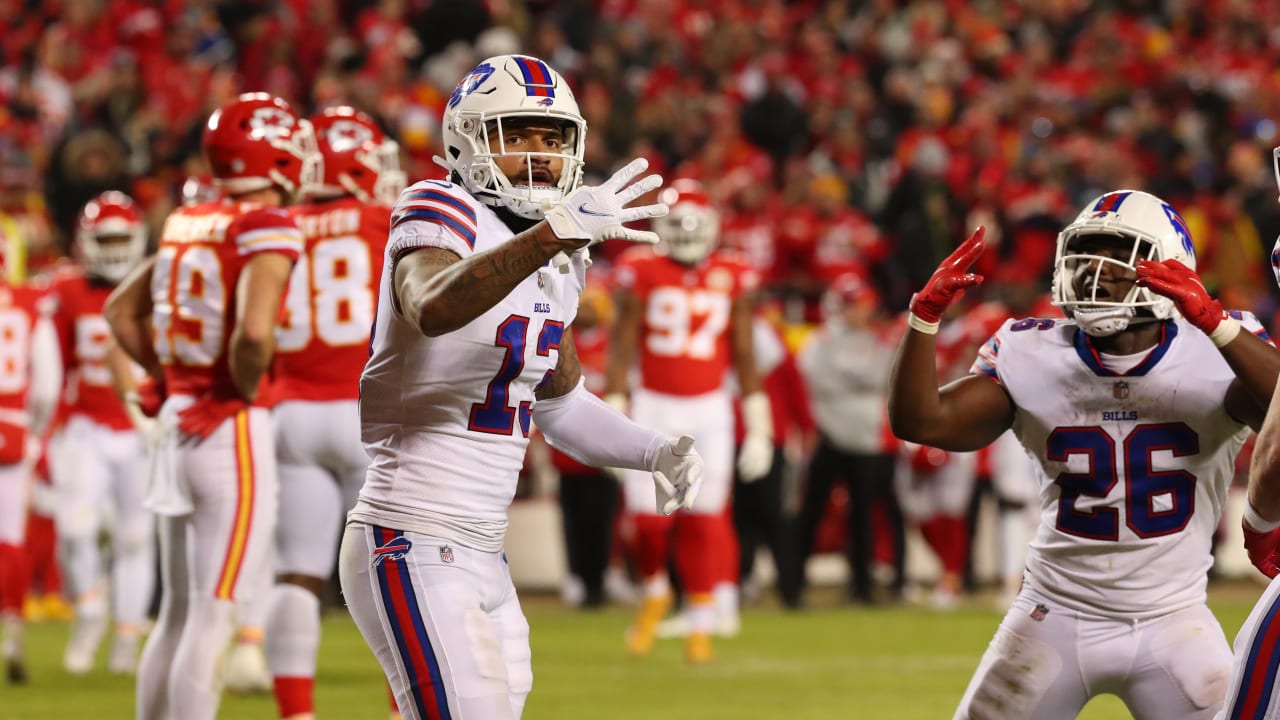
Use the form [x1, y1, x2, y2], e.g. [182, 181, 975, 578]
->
[277, 236, 374, 350]
[646, 288, 729, 360]
[1049, 423, 1199, 540]
[153, 246, 225, 367]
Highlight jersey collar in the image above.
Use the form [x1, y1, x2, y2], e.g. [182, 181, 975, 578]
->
[1072, 321, 1178, 377]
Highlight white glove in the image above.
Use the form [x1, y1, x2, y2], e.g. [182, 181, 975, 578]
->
[124, 391, 163, 449]
[544, 158, 668, 246]
[650, 434, 702, 515]
[737, 391, 774, 482]
[737, 434, 774, 482]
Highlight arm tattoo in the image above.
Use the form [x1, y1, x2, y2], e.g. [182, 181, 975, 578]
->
[536, 327, 583, 401]
[400, 224, 581, 336]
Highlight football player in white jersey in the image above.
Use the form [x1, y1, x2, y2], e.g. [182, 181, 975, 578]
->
[889, 189, 1280, 720]
[338, 54, 704, 720]
[1214, 234, 1280, 720]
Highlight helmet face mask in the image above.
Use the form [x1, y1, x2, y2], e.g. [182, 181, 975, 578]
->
[654, 180, 719, 265]
[1051, 190, 1195, 337]
[441, 55, 586, 219]
[77, 191, 147, 284]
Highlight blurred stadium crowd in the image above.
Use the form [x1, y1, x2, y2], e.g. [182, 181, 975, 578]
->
[6, 0, 1280, 323]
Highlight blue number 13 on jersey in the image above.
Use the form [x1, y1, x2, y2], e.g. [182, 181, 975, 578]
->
[468, 314, 564, 437]
[1047, 422, 1200, 540]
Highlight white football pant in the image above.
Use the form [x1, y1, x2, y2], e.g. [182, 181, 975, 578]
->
[135, 400, 278, 720]
[266, 399, 366, 680]
[339, 523, 532, 720]
[0, 461, 28, 544]
[955, 584, 1231, 719]
[48, 415, 153, 629]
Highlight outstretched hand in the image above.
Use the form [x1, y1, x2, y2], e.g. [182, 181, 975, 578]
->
[651, 434, 703, 515]
[909, 227, 986, 326]
[1134, 259, 1229, 339]
[544, 158, 669, 247]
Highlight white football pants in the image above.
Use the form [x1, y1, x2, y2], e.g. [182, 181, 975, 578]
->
[339, 523, 532, 720]
[956, 584, 1231, 719]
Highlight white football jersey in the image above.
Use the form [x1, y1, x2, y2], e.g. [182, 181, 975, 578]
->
[971, 314, 1267, 617]
[352, 180, 580, 552]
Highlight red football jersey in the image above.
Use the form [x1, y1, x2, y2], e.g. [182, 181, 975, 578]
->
[152, 201, 303, 401]
[0, 281, 48, 462]
[613, 248, 759, 396]
[274, 198, 389, 403]
[48, 267, 134, 430]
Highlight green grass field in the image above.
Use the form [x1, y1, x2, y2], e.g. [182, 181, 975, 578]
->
[1, 583, 1265, 720]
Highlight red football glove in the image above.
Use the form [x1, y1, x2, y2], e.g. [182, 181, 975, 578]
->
[1244, 521, 1280, 579]
[1133, 259, 1227, 336]
[178, 390, 250, 442]
[909, 226, 987, 324]
[135, 377, 167, 418]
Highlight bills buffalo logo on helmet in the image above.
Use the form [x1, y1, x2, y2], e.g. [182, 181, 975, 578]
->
[372, 536, 413, 567]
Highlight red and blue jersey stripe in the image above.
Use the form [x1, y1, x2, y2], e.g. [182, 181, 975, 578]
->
[393, 188, 478, 249]
[373, 526, 452, 720]
[1227, 587, 1280, 719]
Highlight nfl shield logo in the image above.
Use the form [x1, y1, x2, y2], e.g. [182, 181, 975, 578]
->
[439, 545, 454, 564]
[1113, 381, 1129, 400]
[1030, 603, 1050, 622]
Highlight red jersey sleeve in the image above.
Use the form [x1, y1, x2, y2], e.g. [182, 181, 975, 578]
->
[232, 206, 304, 261]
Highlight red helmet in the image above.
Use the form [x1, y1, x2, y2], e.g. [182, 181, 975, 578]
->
[202, 93, 320, 201]
[654, 179, 719, 264]
[180, 175, 221, 206]
[308, 106, 405, 205]
[76, 191, 148, 283]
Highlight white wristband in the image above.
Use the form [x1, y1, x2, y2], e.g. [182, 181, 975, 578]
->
[907, 312, 940, 335]
[1245, 501, 1280, 533]
[1208, 316, 1241, 348]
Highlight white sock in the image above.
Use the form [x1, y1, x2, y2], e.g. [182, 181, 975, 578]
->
[265, 584, 321, 678]
[2, 612, 22, 659]
[643, 574, 670, 599]
[687, 598, 715, 634]
[712, 582, 738, 619]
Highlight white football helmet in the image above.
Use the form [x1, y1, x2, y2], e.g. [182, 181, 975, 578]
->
[654, 180, 719, 265]
[439, 55, 586, 219]
[1051, 189, 1196, 337]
